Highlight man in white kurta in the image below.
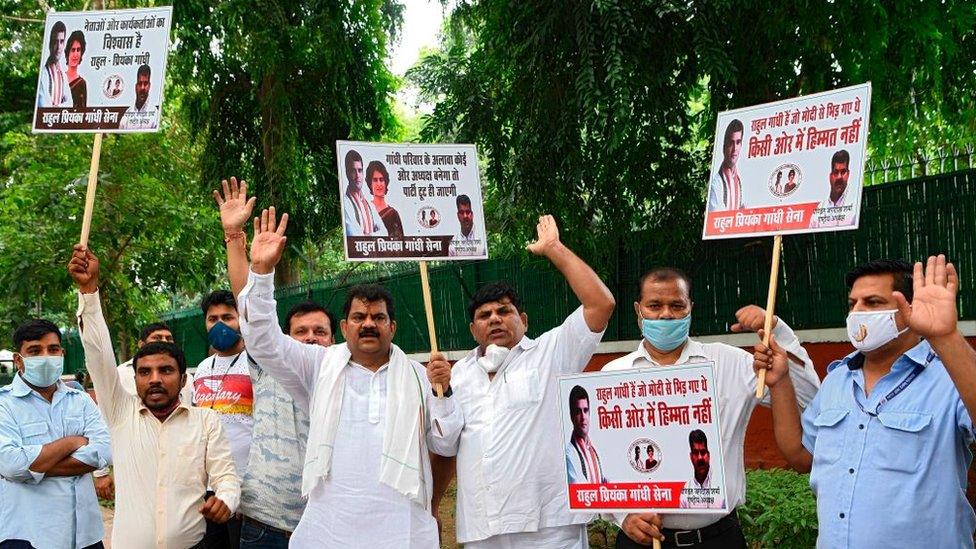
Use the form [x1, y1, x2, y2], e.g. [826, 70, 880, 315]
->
[606, 268, 820, 548]
[435, 215, 616, 548]
[235, 209, 462, 548]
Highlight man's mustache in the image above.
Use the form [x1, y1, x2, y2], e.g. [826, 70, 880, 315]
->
[358, 328, 380, 338]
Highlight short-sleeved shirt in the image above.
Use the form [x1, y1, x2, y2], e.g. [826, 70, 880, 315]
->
[193, 352, 255, 478]
[801, 340, 976, 548]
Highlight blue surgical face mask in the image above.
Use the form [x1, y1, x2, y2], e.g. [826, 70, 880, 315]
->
[640, 314, 692, 352]
[20, 355, 64, 387]
[207, 321, 241, 352]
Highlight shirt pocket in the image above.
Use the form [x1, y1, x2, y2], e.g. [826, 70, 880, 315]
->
[874, 411, 932, 473]
[811, 409, 849, 466]
[62, 415, 85, 437]
[18, 421, 49, 444]
[175, 433, 208, 487]
[503, 368, 542, 409]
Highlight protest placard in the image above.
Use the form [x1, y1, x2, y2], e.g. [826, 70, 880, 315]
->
[559, 364, 727, 514]
[336, 141, 488, 261]
[702, 83, 871, 239]
[32, 7, 173, 133]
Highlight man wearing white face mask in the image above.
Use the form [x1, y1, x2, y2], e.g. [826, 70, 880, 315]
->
[0, 319, 111, 548]
[604, 267, 820, 548]
[431, 215, 616, 548]
[756, 256, 976, 548]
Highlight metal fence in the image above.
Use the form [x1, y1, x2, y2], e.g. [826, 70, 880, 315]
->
[61, 167, 976, 372]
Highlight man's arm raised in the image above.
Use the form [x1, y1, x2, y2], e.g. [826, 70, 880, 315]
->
[897, 255, 976, 423]
[213, 176, 256, 298]
[526, 215, 615, 333]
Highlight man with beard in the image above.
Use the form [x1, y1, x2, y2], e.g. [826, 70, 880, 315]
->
[810, 150, 857, 228]
[120, 64, 157, 130]
[342, 150, 387, 237]
[707, 119, 746, 211]
[0, 318, 111, 548]
[448, 194, 485, 257]
[235, 206, 461, 548]
[70, 245, 239, 549]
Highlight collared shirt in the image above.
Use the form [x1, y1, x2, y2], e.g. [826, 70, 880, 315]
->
[239, 361, 309, 531]
[342, 191, 387, 237]
[448, 230, 486, 257]
[801, 340, 976, 548]
[446, 307, 605, 544]
[603, 320, 820, 530]
[0, 375, 111, 549]
[78, 291, 240, 549]
[237, 270, 461, 548]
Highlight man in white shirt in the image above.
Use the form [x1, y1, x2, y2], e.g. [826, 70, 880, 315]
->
[448, 194, 486, 257]
[810, 149, 857, 229]
[432, 214, 615, 548]
[605, 267, 820, 548]
[235, 207, 462, 548]
[94, 321, 194, 500]
[119, 65, 158, 130]
[69, 245, 240, 549]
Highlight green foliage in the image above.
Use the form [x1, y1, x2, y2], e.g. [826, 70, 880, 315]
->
[738, 468, 818, 548]
[170, 0, 405, 248]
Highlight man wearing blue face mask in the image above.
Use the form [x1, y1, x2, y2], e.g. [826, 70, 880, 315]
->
[193, 290, 255, 549]
[603, 267, 820, 548]
[756, 256, 976, 548]
[0, 319, 111, 549]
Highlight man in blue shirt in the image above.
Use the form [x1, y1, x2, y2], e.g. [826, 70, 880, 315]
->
[755, 255, 976, 548]
[0, 319, 112, 549]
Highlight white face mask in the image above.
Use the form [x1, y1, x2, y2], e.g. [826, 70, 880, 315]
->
[478, 344, 511, 374]
[846, 309, 908, 353]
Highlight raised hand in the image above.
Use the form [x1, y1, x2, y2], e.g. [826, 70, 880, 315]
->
[213, 176, 257, 234]
[249, 207, 289, 275]
[731, 304, 777, 333]
[754, 330, 789, 387]
[895, 255, 959, 340]
[526, 215, 560, 256]
[67, 244, 99, 293]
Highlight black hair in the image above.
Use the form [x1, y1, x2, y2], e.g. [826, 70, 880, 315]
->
[456, 194, 472, 209]
[831, 149, 851, 167]
[137, 64, 151, 79]
[569, 385, 589, 410]
[365, 160, 390, 194]
[343, 284, 396, 321]
[636, 267, 692, 301]
[139, 322, 172, 342]
[845, 259, 914, 303]
[46, 21, 66, 67]
[344, 150, 363, 186]
[13, 319, 62, 352]
[66, 30, 86, 58]
[689, 429, 708, 449]
[468, 282, 522, 321]
[133, 341, 186, 374]
[723, 119, 743, 148]
[200, 290, 237, 314]
[285, 301, 337, 334]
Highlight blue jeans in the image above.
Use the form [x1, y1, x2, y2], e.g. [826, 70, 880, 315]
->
[239, 518, 290, 549]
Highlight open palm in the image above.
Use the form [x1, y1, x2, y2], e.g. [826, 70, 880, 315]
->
[898, 255, 959, 339]
[250, 207, 289, 273]
[213, 177, 256, 232]
[526, 214, 560, 255]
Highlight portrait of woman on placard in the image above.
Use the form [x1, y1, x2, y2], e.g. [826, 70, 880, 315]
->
[38, 21, 69, 107]
[366, 160, 404, 238]
[65, 31, 88, 108]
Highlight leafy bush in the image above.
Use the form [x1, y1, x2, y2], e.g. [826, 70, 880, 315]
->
[586, 469, 817, 549]
[738, 469, 817, 548]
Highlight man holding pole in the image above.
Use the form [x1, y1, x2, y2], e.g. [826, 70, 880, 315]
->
[433, 214, 615, 548]
[70, 245, 240, 549]
[755, 256, 976, 548]
[605, 267, 820, 548]
[234, 207, 462, 548]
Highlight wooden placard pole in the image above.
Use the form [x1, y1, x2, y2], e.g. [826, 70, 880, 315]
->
[79, 133, 104, 247]
[419, 260, 445, 398]
[755, 234, 783, 398]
